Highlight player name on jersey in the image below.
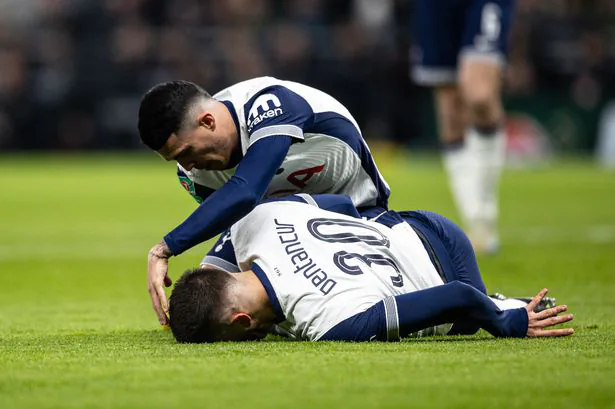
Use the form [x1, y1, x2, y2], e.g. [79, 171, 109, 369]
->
[274, 218, 336, 296]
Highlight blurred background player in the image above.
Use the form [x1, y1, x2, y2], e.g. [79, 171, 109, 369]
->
[411, 0, 516, 254]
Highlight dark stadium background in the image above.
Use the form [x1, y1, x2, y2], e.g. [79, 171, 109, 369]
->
[0, 0, 612, 153]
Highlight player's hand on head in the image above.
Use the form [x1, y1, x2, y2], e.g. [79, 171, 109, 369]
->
[525, 289, 574, 337]
[147, 241, 173, 325]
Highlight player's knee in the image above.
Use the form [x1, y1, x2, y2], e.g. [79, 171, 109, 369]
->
[459, 71, 502, 125]
[464, 89, 498, 121]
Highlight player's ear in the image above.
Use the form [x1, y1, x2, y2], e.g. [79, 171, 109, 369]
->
[230, 312, 252, 329]
[197, 112, 215, 131]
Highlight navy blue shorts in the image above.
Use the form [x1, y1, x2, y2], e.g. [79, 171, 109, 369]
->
[411, 0, 516, 85]
[400, 210, 487, 294]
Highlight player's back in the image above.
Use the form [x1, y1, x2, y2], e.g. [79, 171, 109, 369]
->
[214, 76, 361, 131]
[230, 201, 444, 340]
[178, 77, 390, 211]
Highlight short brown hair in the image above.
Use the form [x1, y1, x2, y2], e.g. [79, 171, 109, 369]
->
[169, 267, 232, 343]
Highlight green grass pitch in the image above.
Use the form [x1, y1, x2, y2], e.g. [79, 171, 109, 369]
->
[1, 154, 614, 409]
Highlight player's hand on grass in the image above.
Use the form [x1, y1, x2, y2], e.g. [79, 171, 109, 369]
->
[526, 288, 574, 337]
[148, 241, 173, 325]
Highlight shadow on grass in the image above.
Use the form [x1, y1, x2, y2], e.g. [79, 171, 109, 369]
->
[402, 335, 494, 344]
[1, 328, 512, 353]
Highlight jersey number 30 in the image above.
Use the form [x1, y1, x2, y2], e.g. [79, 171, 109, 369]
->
[307, 218, 404, 287]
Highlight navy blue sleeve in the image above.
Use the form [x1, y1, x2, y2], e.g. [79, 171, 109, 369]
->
[177, 168, 215, 204]
[201, 230, 239, 273]
[310, 194, 362, 218]
[163, 135, 293, 255]
[320, 281, 529, 341]
[262, 194, 361, 218]
[245, 85, 313, 145]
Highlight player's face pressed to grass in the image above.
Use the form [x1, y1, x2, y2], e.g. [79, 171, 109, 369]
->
[157, 104, 240, 172]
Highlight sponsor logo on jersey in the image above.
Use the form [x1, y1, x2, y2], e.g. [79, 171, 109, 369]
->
[247, 94, 283, 131]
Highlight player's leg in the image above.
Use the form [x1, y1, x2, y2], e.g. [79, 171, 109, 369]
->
[455, 0, 516, 253]
[400, 210, 485, 300]
[402, 210, 556, 331]
[410, 0, 490, 253]
[401, 210, 485, 335]
[401, 210, 528, 334]
[410, 0, 462, 88]
[404, 210, 486, 292]
[453, 59, 505, 254]
[435, 85, 486, 248]
[434, 85, 466, 147]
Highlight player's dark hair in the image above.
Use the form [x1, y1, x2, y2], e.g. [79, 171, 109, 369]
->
[169, 267, 232, 343]
[137, 80, 211, 150]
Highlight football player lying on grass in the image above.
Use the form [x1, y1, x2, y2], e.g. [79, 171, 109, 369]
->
[168, 194, 574, 342]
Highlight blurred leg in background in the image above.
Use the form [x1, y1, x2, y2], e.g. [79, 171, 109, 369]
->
[411, 0, 515, 254]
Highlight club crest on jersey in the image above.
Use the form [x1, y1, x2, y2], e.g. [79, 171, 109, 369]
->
[247, 94, 283, 131]
[179, 175, 204, 204]
[215, 231, 232, 252]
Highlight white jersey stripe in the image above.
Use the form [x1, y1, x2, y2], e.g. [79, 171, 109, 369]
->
[202, 255, 240, 273]
[249, 124, 304, 147]
[296, 193, 319, 208]
[383, 296, 400, 341]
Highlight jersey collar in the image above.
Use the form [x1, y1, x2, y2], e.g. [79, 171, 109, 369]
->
[251, 262, 285, 323]
[220, 100, 240, 138]
[220, 100, 243, 168]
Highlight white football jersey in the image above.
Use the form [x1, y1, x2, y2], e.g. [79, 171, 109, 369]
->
[230, 201, 445, 341]
[178, 77, 390, 209]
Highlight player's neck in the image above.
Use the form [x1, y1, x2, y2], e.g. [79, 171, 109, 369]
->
[234, 270, 277, 323]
